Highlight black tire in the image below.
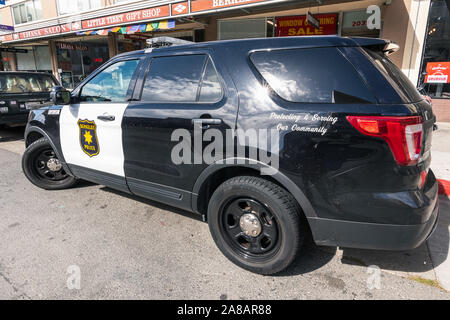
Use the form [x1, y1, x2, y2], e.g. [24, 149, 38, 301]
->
[207, 176, 304, 275]
[22, 137, 77, 190]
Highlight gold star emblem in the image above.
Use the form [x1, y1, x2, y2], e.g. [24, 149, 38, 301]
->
[84, 131, 93, 145]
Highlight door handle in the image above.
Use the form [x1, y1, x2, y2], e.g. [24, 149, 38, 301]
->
[97, 114, 115, 121]
[192, 118, 222, 129]
[192, 118, 222, 125]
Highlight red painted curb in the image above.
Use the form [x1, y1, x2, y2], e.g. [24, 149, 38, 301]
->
[438, 179, 450, 196]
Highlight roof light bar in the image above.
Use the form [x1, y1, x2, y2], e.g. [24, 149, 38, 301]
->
[146, 36, 193, 48]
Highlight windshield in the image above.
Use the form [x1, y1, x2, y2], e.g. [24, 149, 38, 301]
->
[364, 49, 423, 103]
[0, 73, 57, 94]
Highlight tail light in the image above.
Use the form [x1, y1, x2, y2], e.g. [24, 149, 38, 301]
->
[346, 116, 424, 166]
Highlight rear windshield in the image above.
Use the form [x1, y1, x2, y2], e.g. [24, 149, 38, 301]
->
[250, 47, 376, 104]
[363, 49, 423, 103]
[0, 73, 56, 94]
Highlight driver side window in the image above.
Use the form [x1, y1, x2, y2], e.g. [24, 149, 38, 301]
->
[80, 59, 140, 103]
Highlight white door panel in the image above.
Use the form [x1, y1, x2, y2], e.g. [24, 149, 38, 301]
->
[60, 103, 128, 177]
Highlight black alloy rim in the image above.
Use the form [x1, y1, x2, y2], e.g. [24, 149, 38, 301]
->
[220, 197, 280, 259]
[33, 148, 68, 181]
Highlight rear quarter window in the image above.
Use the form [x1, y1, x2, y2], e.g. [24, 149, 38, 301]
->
[363, 49, 423, 103]
[250, 47, 376, 104]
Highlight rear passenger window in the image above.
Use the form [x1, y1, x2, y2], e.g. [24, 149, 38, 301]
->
[141, 55, 222, 103]
[250, 47, 375, 104]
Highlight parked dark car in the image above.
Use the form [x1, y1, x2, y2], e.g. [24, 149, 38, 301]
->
[0, 71, 59, 126]
[21, 36, 438, 275]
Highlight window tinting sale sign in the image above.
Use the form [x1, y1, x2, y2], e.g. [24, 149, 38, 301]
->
[276, 14, 338, 37]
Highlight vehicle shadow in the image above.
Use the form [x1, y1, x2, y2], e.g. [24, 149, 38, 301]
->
[0, 126, 25, 143]
[70, 179, 97, 189]
[339, 196, 449, 274]
[277, 234, 338, 276]
[101, 186, 336, 274]
[100, 186, 204, 222]
[89, 184, 449, 277]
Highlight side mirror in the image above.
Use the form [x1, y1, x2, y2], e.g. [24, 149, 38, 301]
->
[50, 86, 71, 105]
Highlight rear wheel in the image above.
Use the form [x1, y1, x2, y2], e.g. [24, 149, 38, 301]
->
[207, 176, 304, 275]
[22, 138, 77, 190]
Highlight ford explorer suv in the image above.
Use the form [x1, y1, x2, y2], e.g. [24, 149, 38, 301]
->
[0, 71, 59, 127]
[21, 36, 438, 275]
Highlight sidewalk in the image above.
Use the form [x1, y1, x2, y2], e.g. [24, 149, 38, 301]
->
[429, 122, 450, 291]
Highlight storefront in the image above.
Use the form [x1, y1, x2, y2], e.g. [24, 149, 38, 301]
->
[216, 2, 382, 40]
[419, 0, 450, 99]
[55, 39, 109, 88]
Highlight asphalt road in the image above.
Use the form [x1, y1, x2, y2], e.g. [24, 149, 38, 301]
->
[0, 126, 448, 299]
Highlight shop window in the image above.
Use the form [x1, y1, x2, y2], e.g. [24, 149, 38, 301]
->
[80, 59, 140, 103]
[12, 0, 42, 25]
[57, 0, 102, 15]
[418, 0, 450, 99]
[218, 19, 268, 40]
[16, 49, 37, 71]
[141, 55, 222, 103]
[13, 46, 52, 73]
[57, 40, 109, 88]
[250, 47, 375, 104]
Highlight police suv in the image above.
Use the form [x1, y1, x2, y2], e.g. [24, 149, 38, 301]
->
[22, 36, 439, 275]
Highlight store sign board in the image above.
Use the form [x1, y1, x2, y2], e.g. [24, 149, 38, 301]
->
[342, 10, 370, 31]
[71, 21, 82, 31]
[124, 34, 152, 41]
[191, 0, 267, 12]
[56, 42, 88, 51]
[276, 14, 338, 37]
[425, 62, 450, 84]
[81, 5, 170, 29]
[0, 34, 13, 42]
[0, 0, 277, 43]
[0, 24, 14, 32]
[172, 2, 189, 15]
[17, 23, 72, 40]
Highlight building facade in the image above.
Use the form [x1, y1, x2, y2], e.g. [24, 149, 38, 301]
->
[0, 0, 448, 120]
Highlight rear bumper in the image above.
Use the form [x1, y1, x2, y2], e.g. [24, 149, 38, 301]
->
[0, 113, 28, 125]
[308, 177, 440, 250]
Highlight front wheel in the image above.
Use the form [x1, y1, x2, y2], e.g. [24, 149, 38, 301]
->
[207, 176, 304, 275]
[22, 137, 77, 190]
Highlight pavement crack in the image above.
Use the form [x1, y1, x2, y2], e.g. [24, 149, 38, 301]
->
[0, 270, 19, 292]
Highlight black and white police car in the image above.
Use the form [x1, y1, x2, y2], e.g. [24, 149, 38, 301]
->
[22, 36, 438, 274]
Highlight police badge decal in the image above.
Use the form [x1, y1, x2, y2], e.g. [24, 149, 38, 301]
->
[78, 119, 100, 157]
